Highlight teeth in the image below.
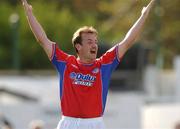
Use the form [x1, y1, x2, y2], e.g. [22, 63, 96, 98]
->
[90, 50, 96, 54]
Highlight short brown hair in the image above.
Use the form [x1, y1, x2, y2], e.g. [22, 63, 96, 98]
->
[72, 26, 98, 53]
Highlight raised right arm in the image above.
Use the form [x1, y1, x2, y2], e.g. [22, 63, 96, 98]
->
[21, 0, 55, 59]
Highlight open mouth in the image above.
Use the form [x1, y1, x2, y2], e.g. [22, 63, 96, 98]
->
[90, 50, 96, 54]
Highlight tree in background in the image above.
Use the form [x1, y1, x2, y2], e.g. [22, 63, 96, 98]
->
[0, 0, 179, 69]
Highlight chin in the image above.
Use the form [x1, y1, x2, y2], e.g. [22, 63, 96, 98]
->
[91, 56, 97, 60]
[88, 54, 97, 61]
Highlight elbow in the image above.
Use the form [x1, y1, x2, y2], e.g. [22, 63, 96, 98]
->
[123, 38, 136, 49]
[37, 37, 43, 44]
[34, 35, 42, 44]
[37, 34, 47, 44]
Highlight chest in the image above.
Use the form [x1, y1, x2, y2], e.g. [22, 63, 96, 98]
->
[63, 62, 101, 88]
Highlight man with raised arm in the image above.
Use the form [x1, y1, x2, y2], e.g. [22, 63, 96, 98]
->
[21, 0, 155, 129]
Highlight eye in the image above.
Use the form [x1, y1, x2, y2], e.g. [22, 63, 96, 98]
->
[87, 39, 98, 45]
[88, 41, 93, 45]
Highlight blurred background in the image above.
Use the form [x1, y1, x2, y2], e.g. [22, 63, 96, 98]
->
[0, 0, 180, 129]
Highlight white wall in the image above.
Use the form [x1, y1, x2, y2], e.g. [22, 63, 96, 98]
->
[174, 56, 180, 102]
[142, 104, 180, 129]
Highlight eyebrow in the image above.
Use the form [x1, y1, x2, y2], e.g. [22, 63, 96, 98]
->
[87, 39, 97, 42]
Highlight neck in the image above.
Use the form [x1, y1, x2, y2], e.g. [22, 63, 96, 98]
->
[77, 57, 95, 64]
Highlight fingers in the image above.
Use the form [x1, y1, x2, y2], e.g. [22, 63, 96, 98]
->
[141, 0, 155, 15]
[21, 0, 33, 13]
[146, 0, 156, 9]
[21, 0, 27, 3]
[21, 0, 28, 6]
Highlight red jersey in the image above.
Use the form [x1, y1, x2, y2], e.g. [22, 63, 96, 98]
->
[51, 44, 120, 118]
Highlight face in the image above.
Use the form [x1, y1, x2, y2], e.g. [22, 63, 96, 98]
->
[76, 33, 98, 63]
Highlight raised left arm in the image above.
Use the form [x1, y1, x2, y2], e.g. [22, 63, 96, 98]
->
[117, 0, 155, 59]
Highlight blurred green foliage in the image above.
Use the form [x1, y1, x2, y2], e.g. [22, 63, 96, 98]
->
[0, 0, 179, 69]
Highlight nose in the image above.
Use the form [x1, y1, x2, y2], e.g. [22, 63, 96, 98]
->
[92, 42, 97, 48]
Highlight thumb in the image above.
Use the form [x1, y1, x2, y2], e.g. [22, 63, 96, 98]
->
[141, 7, 147, 15]
[29, 5, 32, 10]
[21, 0, 28, 5]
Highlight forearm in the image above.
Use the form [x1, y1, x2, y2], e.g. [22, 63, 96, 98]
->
[123, 13, 148, 47]
[24, 5, 48, 44]
[22, 2, 54, 59]
[21, 0, 56, 59]
[121, 0, 155, 48]
[117, 0, 155, 58]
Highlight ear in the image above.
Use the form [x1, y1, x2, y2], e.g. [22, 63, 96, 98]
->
[75, 44, 82, 51]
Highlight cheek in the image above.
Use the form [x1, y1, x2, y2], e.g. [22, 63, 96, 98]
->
[84, 45, 91, 50]
[82, 45, 90, 53]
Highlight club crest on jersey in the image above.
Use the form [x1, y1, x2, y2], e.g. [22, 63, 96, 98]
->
[70, 72, 96, 87]
[92, 68, 99, 74]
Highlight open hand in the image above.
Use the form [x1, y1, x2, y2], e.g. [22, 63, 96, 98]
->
[21, 0, 33, 12]
[141, 0, 155, 16]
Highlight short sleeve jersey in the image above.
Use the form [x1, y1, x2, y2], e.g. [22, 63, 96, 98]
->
[51, 44, 120, 118]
